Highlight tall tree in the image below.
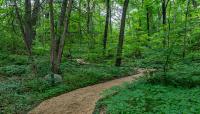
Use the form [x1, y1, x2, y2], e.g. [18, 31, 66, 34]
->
[14, 0, 40, 55]
[49, 0, 58, 74]
[115, 0, 129, 67]
[56, 0, 68, 54]
[183, 0, 190, 58]
[87, 0, 91, 34]
[57, 0, 73, 66]
[32, 0, 40, 39]
[146, 6, 150, 36]
[162, 0, 169, 47]
[103, 0, 110, 55]
[49, 0, 73, 74]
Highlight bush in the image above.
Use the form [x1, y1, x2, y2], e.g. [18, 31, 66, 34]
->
[147, 63, 200, 88]
[0, 65, 27, 76]
[0, 53, 28, 67]
[94, 83, 200, 114]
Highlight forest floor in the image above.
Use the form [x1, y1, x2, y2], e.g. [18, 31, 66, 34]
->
[29, 69, 149, 114]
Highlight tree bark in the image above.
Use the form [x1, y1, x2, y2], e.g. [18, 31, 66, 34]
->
[146, 7, 150, 36]
[49, 0, 58, 73]
[183, 0, 190, 58]
[24, 0, 33, 55]
[57, 0, 73, 65]
[162, 0, 169, 47]
[87, 0, 91, 33]
[14, 0, 41, 55]
[78, 0, 82, 50]
[31, 0, 40, 40]
[103, 0, 110, 55]
[192, 0, 197, 8]
[56, 0, 68, 55]
[115, 0, 129, 67]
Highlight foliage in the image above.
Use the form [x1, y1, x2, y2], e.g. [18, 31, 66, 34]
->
[94, 61, 200, 114]
[0, 0, 200, 113]
[147, 63, 200, 88]
[0, 65, 27, 76]
[94, 83, 200, 114]
[0, 57, 135, 114]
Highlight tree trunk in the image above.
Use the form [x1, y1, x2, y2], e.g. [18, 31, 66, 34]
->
[192, 0, 197, 8]
[14, 0, 40, 76]
[78, 0, 82, 50]
[115, 0, 129, 67]
[49, 0, 58, 73]
[57, 0, 73, 66]
[162, 0, 167, 47]
[24, 0, 33, 55]
[56, 0, 68, 54]
[146, 7, 150, 36]
[32, 0, 40, 40]
[103, 0, 110, 55]
[109, 0, 112, 33]
[87, 0, 91, 34]
[183, 0, 190, 58]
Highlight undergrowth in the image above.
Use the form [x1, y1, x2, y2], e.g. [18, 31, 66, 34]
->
[0, 53, 135, 114]
[94, 61, 200, 114]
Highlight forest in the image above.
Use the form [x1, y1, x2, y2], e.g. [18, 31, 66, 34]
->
[0, 0, 200, 114]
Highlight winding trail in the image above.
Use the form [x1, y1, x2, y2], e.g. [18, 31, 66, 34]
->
[29, 69, 148, 114]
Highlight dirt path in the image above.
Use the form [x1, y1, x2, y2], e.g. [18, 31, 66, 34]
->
[29, 69, 148, 114]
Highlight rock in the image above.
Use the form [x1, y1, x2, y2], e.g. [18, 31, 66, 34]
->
[76, 59, 89, 65]
[44, 74, 63, 84]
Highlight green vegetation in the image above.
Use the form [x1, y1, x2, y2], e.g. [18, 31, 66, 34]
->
[0, 53, 135, 113]
[94, 62, 200, 114]
[1, 0, 200, 113]
[94, 83, 200, 114]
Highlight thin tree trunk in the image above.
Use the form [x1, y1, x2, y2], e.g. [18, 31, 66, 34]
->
[146, 7, 150, 36]
[56, 0, 68, 54]
[78, 0, 82, 50]
[31, 0, 40, 40]
[87, 0, 91, 34]
[14, 0, 39, 76]
[162, 0, 170, 48]
[183, 0, 190, 58]
[57, 0, 73, 66]
[192, 0, 197, 8]
[103, 0, 110, 55]
[167, 1, 171, 48]
[115, 0, 129, 67]
[24, 0, 33, 55]
[109, 0, 112, 33]
[49, 0, 58, 73]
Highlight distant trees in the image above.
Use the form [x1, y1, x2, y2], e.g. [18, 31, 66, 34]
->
[6, 0, 199, 71]
[115, 0, 129, 67]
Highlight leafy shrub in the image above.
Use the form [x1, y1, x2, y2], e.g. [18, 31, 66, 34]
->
[0, 65, 27, 76]
[35, 58, 50, 77]
[185, 52, 200, 63]
[147, 63, 200, 88]
[0, 60, 135, 114]
[0, 53, 28, 66]
[94, 83, 200, 114]
[8, 55, 29, 65]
